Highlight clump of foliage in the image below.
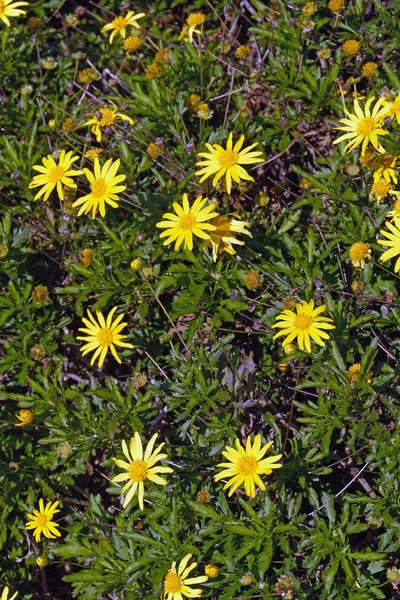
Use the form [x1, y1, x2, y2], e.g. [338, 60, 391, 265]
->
[1, 0, 400, 599]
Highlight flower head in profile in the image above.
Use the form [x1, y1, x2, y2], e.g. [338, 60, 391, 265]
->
[214, 434, 282, 497]
[349, 242, 371, 269]
[179, 12, 206, 43]
[29, 150, 82, 202]
[102, 10, 145, 44]
[77, 306, 133, 367]
[333, 96, 390, 156]
[1, 587, 17, 600]
[200, 215, 252, 261]
[162, 554, 208, 600]
[0, 0, 28, 26]
[383, 92, 400, 125]
[156, 194, 219, 251]
[112, 431, 173, 510]
[25, 499, 61, 543]
[72, 158, 126, 218]
[372, 153, 398, 185]
[15, 409, 34, 427]
[272, 299, 335, 353]
[84, 101, 133, 143]
[195, 133, 263, 195]
[377, 215, 400, 272]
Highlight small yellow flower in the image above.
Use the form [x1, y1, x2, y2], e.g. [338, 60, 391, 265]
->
[0, 0, 28, 26]
[235, 45, 251, 60]
[84, 101, 134, 143]
[214, 434, 282, 497]
[78, 68, 98, 84]
[102, 11, 145, 44]
[31, 285, 49, 304]
[204, 564, 219, 578]
[378, 215, 400, 272]
[186, 94, 201, 114]
[244, 269, 263, 290]
[1, 587, 17, 600]
[179, 12, 206, 43]
[29, 149, 82, 202]
[372, 153, 398, 184]
[72, 157, 127, 218]
[124, 35, 142, 54]
[155, 48, 172, 65]
[348, 363, 372, 383]
[199, 215, 252, 261]
[77, 306, 134, 367]
[299, 177, 312, 189]
[333, 96, 390, 156]
[62, 118, 77, 133]
[272, 299, 335, 353]
[112, 431, 173, 509]
[383, 92, 400, 125]
[36, 556, 48, 567]
[26, 499, 61, 543]
[197, 103, 213, 120]
[303, 2, 316, 15]
[80, 248, 93, 267]
[362, 62, 378, 78]
[145, 62, 163, 79]
[130, 258, 142, 270]
[342, 39, 360, 56]
[196, 489, 211, 503]
[349, 242, 371, 269]
[85, 148, 103, 159]
[156, 193, 219, 251]
[370, 178, 391, 202]
[15, 409, 34, 427]
[163, 554, 208, 600]
[241, 574, 254, 586]
[195, 132, 263, 195]
[328, 0, 344, 12]
[147, 141, 163, 159]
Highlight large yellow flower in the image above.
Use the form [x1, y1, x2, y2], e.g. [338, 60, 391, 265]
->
[383, 93, 400, 125]
[214, 434, 282, 497]
[0, 0, 28, 26]
[28, 150, 82, 202]
[377, 215, 400, 272]
[112, 431, 173, 510]
[1, 587, 17, 600]
[195, 133, 263, 195]
[272, 299, 335, 353]
[77, 306, 133, 368]
[156, 193, 219, 251]
[83, 101, 134, 143]
[179, 13, 206, 43]
[162, 554, 208, 600]
[199, 215, 252, 261]
[102, 10, 145, 44]
[25, 499, 61, 543]
[72, 158, 126, 218]
[333, 96, 390, 156]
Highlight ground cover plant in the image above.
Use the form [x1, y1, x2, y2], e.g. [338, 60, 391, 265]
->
[1, 0, 400, 598]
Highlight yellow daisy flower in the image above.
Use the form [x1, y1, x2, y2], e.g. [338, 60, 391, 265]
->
[28, 150, 82, 202]
[272, 299, 335, 353]
[112, 431, 173, 510]
[156, 193, 219, 251]
[162, 554, 208, 600]
[25, 499, 61, 543]
[333, 96, 390, 156]
[349, 242, 371, 269]
[1, 587, 17, 600]
[72, 158, 126, 218]
[383, 92, 400, 125]
[214, 434, 282, 497]
[373, 153, 398, 185]
[84, 101, 134, 143]
[195, 132, 263, 195]
[199, 215, 252, 261]
[0, 0, 28, 26]
[179, 13, 206, 43]
[15, 408, 34, 426]
[77, 306, 134, 368]
[377, 215, 400, 272]
[102, 10, 145, 44]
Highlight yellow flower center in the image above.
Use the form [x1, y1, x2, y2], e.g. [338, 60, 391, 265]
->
[99, 108, 116, 125]
[356, 117, 376, 136]
[294, 314, 313, 330]
[372, 179, 391, 197]
[36, 514, 48, 527]
[112, 16, 127, 31]
[128, 459, 148, 482]
[164, 571, 183, 594]
[91, 178, 108, 199]
[48, 165, 65, 183]
[349, 242, 370, 262]
[97, 328, 113, 346]
[179, 213, 197, 230]
[187, 13, 206, 27]
[218, 149, 238, 169]
[211, 216, 231, 236]
[237, 456, 258, 476]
